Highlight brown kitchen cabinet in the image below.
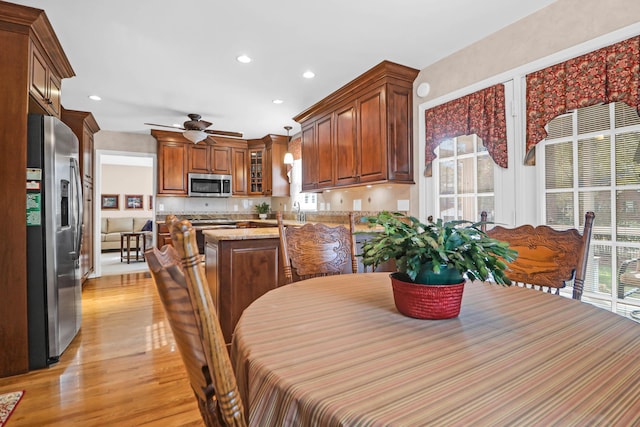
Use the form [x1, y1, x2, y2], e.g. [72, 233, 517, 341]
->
[29, 40, 62, 117]
[156, 223, 172, 248]
[154, 129, 248, 196]
[157, 137, 188, 195]
[246, 135, 290, 196]
[248, 142, 264, 195]
[232, 147, 248, 195]
[205, 236, 284, 344]
[187, 144, 231, 175]
[0, 2, 75, 377]
[61, 108, 100, 283]
[263, 134, 290, 197]
[294, 60, 418, 192]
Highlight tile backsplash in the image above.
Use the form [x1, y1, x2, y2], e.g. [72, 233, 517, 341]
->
[157, 183, 413, 219]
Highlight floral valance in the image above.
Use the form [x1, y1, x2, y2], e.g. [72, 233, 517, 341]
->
[525, 35, 640, 164]
[424, 84, 507, 176]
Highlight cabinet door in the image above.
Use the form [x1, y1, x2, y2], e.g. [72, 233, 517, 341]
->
[317, 115, 334, 188]
[82, 126, 94, 182]
[211, 146, 231, 174]
[334, 103, 358, 186]
[48, 72, 61, 116]
[29, 41, 61, 117]
[248, 147, 264, 195]
[187, 144, 209, 173]
[158, 141, 188, 194]
[263, 144, 272, 195]
[386, 84, 414, 182]
[232, 148, 247, 195]
[301, 124, 317, 191]
[80, 180, 93, 282]
[358, 87, 387, 183]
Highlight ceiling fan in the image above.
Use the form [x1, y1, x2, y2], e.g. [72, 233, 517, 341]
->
[145, 113, 243, 143]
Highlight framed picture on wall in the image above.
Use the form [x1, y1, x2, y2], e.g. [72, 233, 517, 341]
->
[101, 194, 119, 210]
[148, 195, 153, 210]
[125, 194, 143, 210]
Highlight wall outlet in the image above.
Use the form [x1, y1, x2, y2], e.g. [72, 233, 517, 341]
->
[158, 203, 165, 211]
[320, 202, 326, 211]
[234, 204, 238, 211]
[353, 199, 362, 211]
[397, 199, 410, 211]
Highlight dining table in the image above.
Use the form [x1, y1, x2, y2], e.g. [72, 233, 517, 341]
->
[231, 272, 640, 426]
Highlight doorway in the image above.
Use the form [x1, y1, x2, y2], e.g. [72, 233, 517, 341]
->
[93, 150, 156, 277]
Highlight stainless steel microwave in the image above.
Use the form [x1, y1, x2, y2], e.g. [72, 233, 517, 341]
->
[188, 173, 232, 197]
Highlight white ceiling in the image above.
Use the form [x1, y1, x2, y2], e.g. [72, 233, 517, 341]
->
[11, 0, 556, 139]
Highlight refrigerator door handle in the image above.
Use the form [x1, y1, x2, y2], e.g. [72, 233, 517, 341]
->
[71, 158, 83, 260]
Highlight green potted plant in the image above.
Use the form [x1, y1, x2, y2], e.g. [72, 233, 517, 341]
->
[359, 211, 517, 319]
[255, 202, 270, 219]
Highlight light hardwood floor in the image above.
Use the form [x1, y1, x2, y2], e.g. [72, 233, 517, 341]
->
[0, 271, 203, 426]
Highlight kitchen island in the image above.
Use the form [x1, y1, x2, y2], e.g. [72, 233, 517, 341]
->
[203, 220, 388, 344]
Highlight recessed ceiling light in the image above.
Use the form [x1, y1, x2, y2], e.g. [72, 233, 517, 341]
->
[88, 95, 101, 101]
[237, 55, 252, 63]
[303, 70, 315, 79]
[272, 99, 284, 104]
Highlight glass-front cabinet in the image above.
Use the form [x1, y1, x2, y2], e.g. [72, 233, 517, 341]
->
[249, 146, 264, 194]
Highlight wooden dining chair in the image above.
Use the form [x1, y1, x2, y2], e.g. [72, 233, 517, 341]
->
[145, 215, 246, 427]
[277, 211, 358, 284]
[480, 211, 595, 300]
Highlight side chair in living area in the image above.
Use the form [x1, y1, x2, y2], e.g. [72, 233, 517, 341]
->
[480, 211, 595, 300]
[145, 215, 246, 427]
[277, 211, 358, 284]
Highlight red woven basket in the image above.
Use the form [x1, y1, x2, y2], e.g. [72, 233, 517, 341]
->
[390, 273, 465, 319]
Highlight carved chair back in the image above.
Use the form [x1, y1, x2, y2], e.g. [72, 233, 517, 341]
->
[480, 211, 595, 300]
[277, 212, 358, 284]
[145, 215, 246, 427]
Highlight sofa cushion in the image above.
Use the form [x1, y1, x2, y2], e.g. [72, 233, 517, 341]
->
[107, 217, 134, 233]
[101, 217, 107, 234]
[134, 217, 150, 231]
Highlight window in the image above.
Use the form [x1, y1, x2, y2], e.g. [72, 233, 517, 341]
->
[541, 102, 640, 317]
[435, 135, 495, 222]
[290, 159, 317, 211]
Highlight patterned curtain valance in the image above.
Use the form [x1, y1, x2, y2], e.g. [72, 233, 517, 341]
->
[525, 35, 640, 165]
[424, 84, 507, 176]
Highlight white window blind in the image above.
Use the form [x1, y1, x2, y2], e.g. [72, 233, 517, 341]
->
[542, 102, 640, 317]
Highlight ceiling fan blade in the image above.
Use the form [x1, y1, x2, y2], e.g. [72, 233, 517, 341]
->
[205, 129, 243, 138]
[144, 122, 185, 130]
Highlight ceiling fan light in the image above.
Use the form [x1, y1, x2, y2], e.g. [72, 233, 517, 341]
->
[183, 130, 208, 144]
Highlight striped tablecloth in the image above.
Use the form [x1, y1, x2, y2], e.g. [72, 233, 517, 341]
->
[231, 273, 640, 426]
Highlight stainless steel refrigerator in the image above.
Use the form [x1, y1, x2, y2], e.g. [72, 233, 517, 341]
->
[27, 114, 83, 369]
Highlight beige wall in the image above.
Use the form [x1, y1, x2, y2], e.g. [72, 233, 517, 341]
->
[415, 0, 640, 102]
[411, 0, 640, 220]
[101, 164, 153, 219]
[95, 130, 157, 154]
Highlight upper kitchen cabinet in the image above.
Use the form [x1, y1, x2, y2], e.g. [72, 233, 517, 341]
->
[187, 143, 232, 175]
[247, 140, 264, 195]
[0, 1, 74, 377]
[244, 135, 290, 196]
[29, 41, 62, 116]
[153, 129, 247, 196]
[263, 134, 290, 197]
[61, 107, 100, 182]
[294, 61, 418, 192]
[154, 130, 188, 195]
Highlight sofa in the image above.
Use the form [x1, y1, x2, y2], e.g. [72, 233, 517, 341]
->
[101, 217, 152, 251]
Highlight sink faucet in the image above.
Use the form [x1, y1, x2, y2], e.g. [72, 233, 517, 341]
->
[293, 202, 305, 223]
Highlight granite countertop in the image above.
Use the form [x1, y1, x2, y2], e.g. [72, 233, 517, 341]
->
[203, 220, 382, 242]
